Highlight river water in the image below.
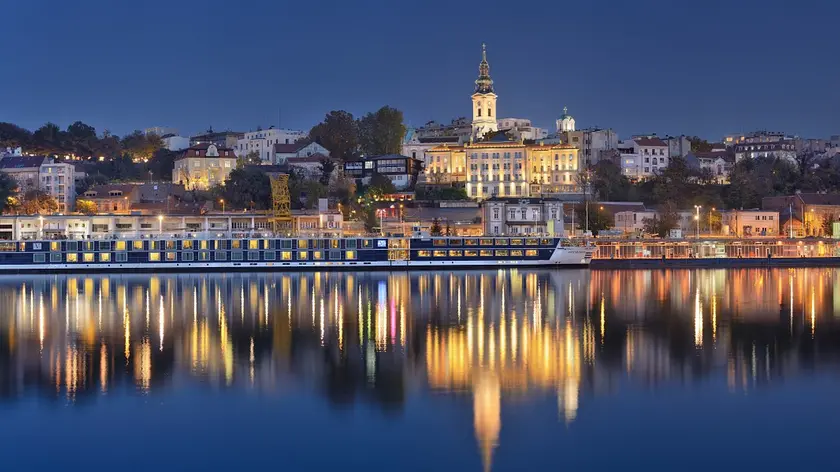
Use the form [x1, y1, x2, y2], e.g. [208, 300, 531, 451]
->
[0, 268, 838, 471]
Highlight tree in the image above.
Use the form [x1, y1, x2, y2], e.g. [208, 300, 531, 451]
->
[651, 156, 696, 209]
[18, 190, 58, 215]
[121, 130, 162, 162]
[444, 221, 452, 236]
[65, 121, 98, 158]
[223, 167, 271, 210]
[236, 151, 261, 168]
[687, 136, 713, 153]
[430, 218, 443, 236]
[591, 160, 631, 201]
[357, 106, 406, 156]
[822, 214, 836, 237]
[93, 130, 122, 160]
[0, 173, 17, 213]
[309, 110, 359, 161]
[575, 205, 612, 235]
[31, 122, 64, 156]
[368, 172, 397, 194]
[76, 199, 97, 215]
[147, 148, 177, 181]
[642, 205, 680, 237]
[318, 158, 336, 186]
[328, 168, 357, 205]
[0, 122, 32, 150]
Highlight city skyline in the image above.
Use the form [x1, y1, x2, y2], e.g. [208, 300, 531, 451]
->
[3, 0, 838, 141]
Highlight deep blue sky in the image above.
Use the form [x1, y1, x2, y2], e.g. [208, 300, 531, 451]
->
[2, 0, 837, 141]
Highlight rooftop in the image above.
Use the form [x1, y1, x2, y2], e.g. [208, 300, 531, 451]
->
[0, 155, 48, 169]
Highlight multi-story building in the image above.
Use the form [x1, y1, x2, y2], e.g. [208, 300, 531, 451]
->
[684, 150, 734, 183]
[0, 155, 47, 191]
[273, 140, 330, 164]
[413, 117, 473, 141]
[720, 210, 780, 237]
[497, 118, 547, 141]
[344, 154, 423, 190]
[172, 144, 237, 191]
[482, 198, 566, 236]
[80, 184, 139, 213]
[161, 135, 190, 151]
[38, 162, 75, 212]
[236, 127, 307, 163]
[559, 127, 619, 165]
[401, 129, 460, 184]
[189, 130, 244, 149]
[733, 131, 796, 162]
[763, 193, 840, 237]
[664, 135, 691, 158]
[618, 137, 669, 179]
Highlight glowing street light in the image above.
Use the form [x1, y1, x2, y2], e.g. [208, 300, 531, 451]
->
[694, 205, 702, 239]
[158, 215, 164, 234]
[219, 199, 225, 213]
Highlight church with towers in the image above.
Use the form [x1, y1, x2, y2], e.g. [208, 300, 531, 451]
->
[471, 44, 498, 140]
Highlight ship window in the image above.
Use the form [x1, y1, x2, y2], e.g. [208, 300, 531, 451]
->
[150, 241, 160, 250]
[449, 239, 462, 246]
[215, 240, 227, 250]
[100, 253, 111, 262]
[164, 240, 175, 250]
[248, 251, 259, 260]
[464, 239, 478, 246]
[263, 239, 273, 249]
[200, 240, 209, 250]
[495, 239, 509, 246]
[495, 250, 509, 256]
[215, 251, 226, 261]
[433, 239, 447, 247]
[329, 250, 342, 260]
[264, 251, 275, 260]
[297, 251, 308, 260]
[182, 240, 193, 249]
[510, 250, 524, 257]
[526, 250, 538, 257]
[346, 239, 357, 249]
[231, 240, 241, 249]
[480, 250, 493, 257]
[465, 250, 478, 257]
[50, 253, 62, 263]
[510, 239, 523, 245]
[346, 250, 356, 260]
[50, 241, 61, 251]
[166, 252, 177, 261]
[418, 250, 431, 257]
[133, 240, 144, 250]
[83, 253, 95, 262]
[480, 238, 494, 246]
[116, 252, 128, 262]
[312, 251, 323, 260]
[149, 253, 161, 262]
[115, 241, 127, 251]
[66, 253, 79, 262]
[330, 240, 340, 249]
[540, 238, 552, 246]
[33, 253, 46, 263]
[525, 238, 539, 246]
[199, 251, 210, 261]
[0, 242, 19, 252]
[433, 250, 447, 257]
[67, 241, 78, 252]
[448, 250, 462, 257]
[281, 251, 293, 261]
[83, 241, 94, 251]
[182, 252, 194, 261]
[280, 239, 292, 249]
[231, 251, 243, 261]
[362, 239, 373, 248]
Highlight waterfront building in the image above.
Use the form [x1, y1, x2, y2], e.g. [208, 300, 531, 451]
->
[763, 193, 840, 237]
[273, 140, 330, 164]
[344, 154, 422, 190]
[482, 198, 566, 236]
[189, 130, 244, 149]
[172, 144, 237, 190]
[236, 127, 307, 162]
[471, 44, 498, 140]
[720, 210, 780, 237]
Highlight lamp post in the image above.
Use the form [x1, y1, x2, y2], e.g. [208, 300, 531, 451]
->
[694, 205, 702, 239]
[708, 207, 715, 235]
[399, 203, 405, 235]
[38, 216, 44, 240]
[158, 215, 164, 234]
[220, 199, 225, 213]
[378, 209, 384, 237]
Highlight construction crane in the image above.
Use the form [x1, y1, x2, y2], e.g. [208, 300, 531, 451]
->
[270, 174, 293, 235]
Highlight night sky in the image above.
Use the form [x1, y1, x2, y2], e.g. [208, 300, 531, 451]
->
[3, 0, 837, 140]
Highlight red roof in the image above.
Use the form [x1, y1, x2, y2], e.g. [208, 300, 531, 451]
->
[634, 137, 667, 147]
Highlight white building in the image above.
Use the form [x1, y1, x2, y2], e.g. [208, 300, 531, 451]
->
[172, 144, 237, 191]
[497, 118, 547, 141]
[665, 135, 691, 158]
[162, 135, 190, 151]
[39, 162, 76, 213]
[236, 127, 308, 163]
[471, 44, 498, 139]
[721, 210, 779, 237]
[618, 137, 670, 179]
[559, 128, 619, 165]
[274, 141, 330, 164]
[482, 198, 565, 236]
[733, 131, 796, 162]
[556, 107, 575, 133]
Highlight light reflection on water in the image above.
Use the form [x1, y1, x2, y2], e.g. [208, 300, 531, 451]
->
[2, 268, 840, 470]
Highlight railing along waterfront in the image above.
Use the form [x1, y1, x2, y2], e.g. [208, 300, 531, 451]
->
[591, 238, 840, 260]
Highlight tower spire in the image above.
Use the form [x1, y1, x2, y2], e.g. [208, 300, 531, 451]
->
[475, 43, 494, 94]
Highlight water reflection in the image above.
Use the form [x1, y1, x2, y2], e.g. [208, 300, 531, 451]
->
[2, 268, 840, 470]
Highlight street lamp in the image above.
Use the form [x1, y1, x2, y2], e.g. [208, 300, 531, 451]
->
[378, 209, 385, 237]
[158, 215, 164, 234]
[38, 216, 44, 240]
[219, 199, 225, 213]
[694, 205, 702, 239]
[708, 207, 715, 235]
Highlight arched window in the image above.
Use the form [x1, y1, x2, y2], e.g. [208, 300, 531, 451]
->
[488, 107, 492, 117]
[477, 108, 482, 117]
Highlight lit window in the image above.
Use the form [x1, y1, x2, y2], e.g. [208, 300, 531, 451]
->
[433, 250, 447, 257]
[133, 240, 144, 250]
[465, 250, 478, 257]
[525, 238, 539, 245]
[149, 253, 161, 262]
[510, 250, 524, 257]
[480, 239, 494, 246]
[281, 251, 293, 261]
[312, 251, 323, 260]
[495, 239, 509, 245]
[115, 241, 127, 251]
[83, 253, 94, 262]
[66, 253, 78, 263]
[345, 250, 356, 260]
[297, 251, 308, 260]
[448, 250, 462, 257]
[200, 240, 209, 250]
[298, 239, 309, 249]
[464, 239, 478, 246]
[495, 250, 509, 256]
[166, 252, 177, 261]
[50, 242, 60, 251]
[231, 240, 241, 249]
[100, 253, 111, 262]
[433, 239, 447, 247]
[480, 250, 493, 257]
[182, 240, 193, 249]
[249, 240, 259, 249]
[510, 239, 523, 245]
[418, 250, 431, 257]
[330, 240, 340, 249]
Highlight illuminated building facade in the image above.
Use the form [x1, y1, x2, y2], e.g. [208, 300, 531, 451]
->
[173, 144, 237, 190]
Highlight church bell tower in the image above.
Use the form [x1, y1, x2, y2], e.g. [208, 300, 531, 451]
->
[471, 44, 498, 140]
